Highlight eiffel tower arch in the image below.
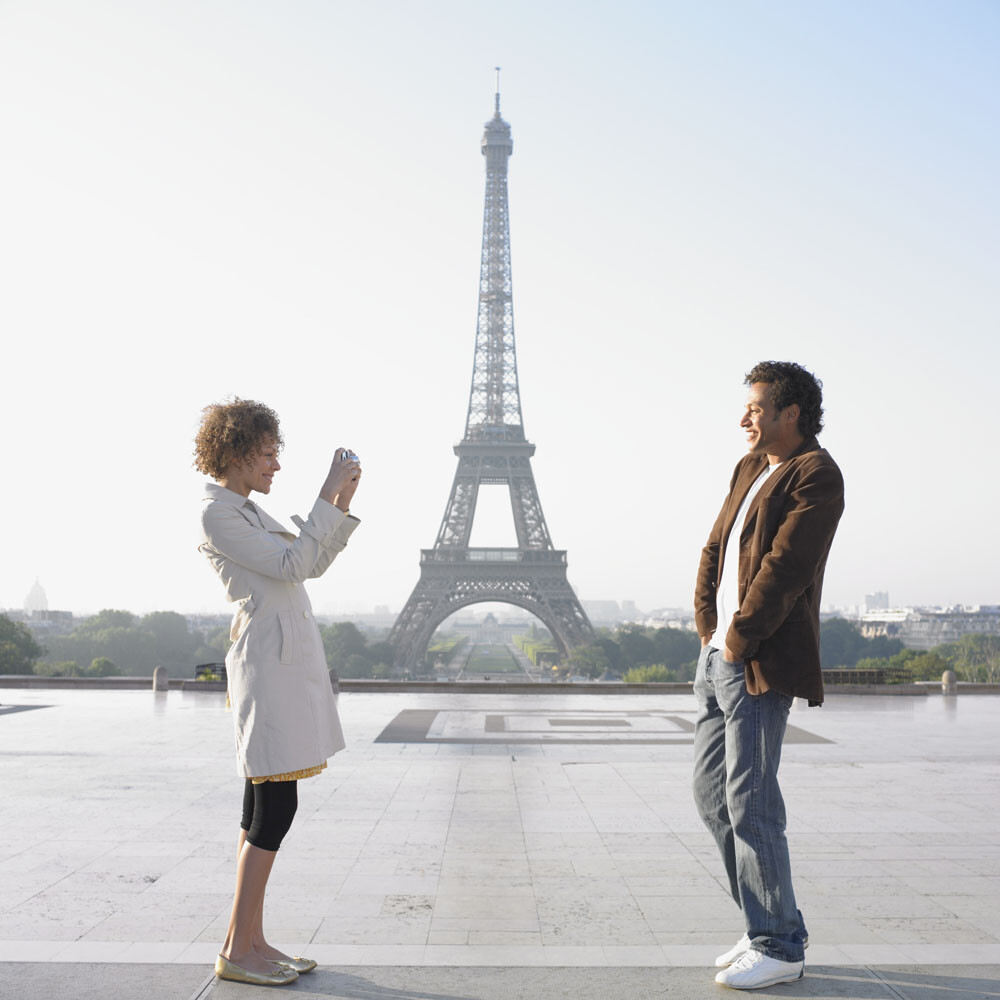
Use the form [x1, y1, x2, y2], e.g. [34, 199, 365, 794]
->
[390, 80, 595, 673]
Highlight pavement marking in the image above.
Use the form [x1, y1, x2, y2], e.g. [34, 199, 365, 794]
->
[375, 708, 831, 745]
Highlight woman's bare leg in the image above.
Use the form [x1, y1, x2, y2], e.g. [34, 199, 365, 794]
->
[233, 827, 296, 962]
[220, 838, 279, 974]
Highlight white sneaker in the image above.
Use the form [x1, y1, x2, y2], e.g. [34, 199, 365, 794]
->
[715, 933, 751, 968]
[714, 950, 804, 990]
[715, 933, 808, 968]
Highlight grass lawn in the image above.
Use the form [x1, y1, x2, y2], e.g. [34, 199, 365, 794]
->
[463, 644, 522, 674]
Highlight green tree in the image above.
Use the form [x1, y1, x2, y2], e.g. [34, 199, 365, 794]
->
[142, 612, 199, 674]
[593, 633, 622, 673]
[41, 633, 95, 670]
[87, 625, 157, 674]
[88, 656, 121, 677]
[0, 615, 43, 674]
[34, 660, 82, 677]
[946, 634, 1000, 683]
[340, 652, 374, 678]
[567, 644, 610, 679]
[76, 609, 137, 633]
[367, 640, 395, 671]
[820, 617, 904, 668]
[617, 624, 656, 668]
[623, 664, 675, 683]
[898, 651, 951, 681]
[321, 622, 369, 673]
[194, 626, 232, 667]
[820, 618, 867, 667]
[651, 627, 700, 669]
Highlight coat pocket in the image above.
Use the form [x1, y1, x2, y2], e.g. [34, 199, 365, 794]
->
[230, 596, 256, 642]
[278, 610, 294, 665]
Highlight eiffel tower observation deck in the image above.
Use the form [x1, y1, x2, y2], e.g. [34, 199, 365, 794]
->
[390, 80, 595, 674]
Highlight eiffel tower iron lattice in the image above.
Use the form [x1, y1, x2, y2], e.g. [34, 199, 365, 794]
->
[390, 85, 595, 673]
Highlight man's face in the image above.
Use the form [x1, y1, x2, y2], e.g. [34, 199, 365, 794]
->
[740, 382, 798, 457]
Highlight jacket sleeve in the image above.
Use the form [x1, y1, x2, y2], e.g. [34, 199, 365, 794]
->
[201, 497, 352, 584]
[291, 505, 361, 579]
[725, 457, 844, 660]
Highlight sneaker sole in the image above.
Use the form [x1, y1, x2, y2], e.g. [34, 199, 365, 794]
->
[718, 968, 804, 990]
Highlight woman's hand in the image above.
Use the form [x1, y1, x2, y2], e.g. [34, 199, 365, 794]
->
[320, 448, 362, 512]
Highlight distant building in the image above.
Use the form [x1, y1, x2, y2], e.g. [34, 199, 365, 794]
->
[24, 579, 48, 613]
[641, 608, 698, 632]
[860, 605, 1000, 651]
[581, 601, 624, 625]
[863, 591, 889, 613]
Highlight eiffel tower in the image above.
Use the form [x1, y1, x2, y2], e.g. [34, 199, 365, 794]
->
[390, 81, 595, 673]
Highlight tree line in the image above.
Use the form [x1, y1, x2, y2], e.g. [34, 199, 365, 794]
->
[819, 616, 999, 682]
[0, 611, 396, 679]
[566, 617, 999, 685]
[3, 611, 997, 685]
[0, 610, 228, 677]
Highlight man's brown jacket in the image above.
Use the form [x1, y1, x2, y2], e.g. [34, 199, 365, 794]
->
[694, 437, 844, 705]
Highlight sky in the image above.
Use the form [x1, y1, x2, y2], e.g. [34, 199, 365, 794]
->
[2, 0, 998, 620]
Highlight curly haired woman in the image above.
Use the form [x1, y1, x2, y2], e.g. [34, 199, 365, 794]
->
[194, 398, 361, 986]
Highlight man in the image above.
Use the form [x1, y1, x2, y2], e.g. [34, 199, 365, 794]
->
[693, 361, 844, 989]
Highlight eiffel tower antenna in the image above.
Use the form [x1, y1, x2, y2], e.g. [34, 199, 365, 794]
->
[390, 83, 594, 674]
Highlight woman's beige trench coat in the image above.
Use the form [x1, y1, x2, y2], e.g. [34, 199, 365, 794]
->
[198, 483, 359, 778]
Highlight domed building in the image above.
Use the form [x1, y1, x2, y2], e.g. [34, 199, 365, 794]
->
[24, 579, 48, 614]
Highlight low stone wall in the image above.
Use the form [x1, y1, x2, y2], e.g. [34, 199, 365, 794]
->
[0, 675, 217, 691]
[2, 675, 998, 695]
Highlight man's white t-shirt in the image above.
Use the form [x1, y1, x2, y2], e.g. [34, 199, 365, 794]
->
[709, 463, 780, 652]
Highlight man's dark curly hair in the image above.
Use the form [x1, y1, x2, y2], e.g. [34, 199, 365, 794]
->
[193, 398, 283, 480]
[744, 361, 824, 437]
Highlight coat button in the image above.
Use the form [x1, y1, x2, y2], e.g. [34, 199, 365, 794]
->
[302, 611, 309, 619]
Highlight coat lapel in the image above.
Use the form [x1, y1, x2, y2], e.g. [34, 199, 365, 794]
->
[736, 436, 821, 542]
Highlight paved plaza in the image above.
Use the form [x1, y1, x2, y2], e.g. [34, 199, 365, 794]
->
[0, 687, 998, 999]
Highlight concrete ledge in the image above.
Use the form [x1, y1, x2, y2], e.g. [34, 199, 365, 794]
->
[0, 675, 221, 691]
[3, 675, 999, 696]
[823, 683, 927, 696]
[337, 679, 696, 694]
[915, 680, 1000, 694]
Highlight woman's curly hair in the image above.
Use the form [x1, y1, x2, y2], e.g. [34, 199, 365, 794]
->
[194, 398, 283, 480]
[745, 361, 824, 438]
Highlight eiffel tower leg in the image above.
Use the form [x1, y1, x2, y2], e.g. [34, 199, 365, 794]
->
[389, 559, 595, 675]
[508, 457, 552, 549]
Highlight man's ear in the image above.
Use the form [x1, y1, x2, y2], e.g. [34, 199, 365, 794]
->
[783, 403, 800, 427]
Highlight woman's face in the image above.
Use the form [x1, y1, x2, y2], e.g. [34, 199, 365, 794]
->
[246, 439, 281, 494]
[225, 438, 281, 496]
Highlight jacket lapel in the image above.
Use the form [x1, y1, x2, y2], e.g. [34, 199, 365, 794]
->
[737, 436, 821, 541]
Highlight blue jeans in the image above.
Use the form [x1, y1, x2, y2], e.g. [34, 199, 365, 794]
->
[693, 645, 807, 963]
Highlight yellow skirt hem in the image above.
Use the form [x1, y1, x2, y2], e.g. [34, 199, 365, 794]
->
[249, 761, 327, 784]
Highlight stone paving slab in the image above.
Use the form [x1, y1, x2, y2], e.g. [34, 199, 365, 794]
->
[3, 963, 1000, 1000]
[0, 687, 998, 976]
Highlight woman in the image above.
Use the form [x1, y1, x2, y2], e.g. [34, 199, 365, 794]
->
[194, 398, 361, 986]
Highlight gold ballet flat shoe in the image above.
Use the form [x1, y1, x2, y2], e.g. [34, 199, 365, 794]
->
[214, 954, 298, 986]
[277, 955, 318, 974]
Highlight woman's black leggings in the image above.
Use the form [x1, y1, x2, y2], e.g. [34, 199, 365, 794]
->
[240, 779, 298, 852]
